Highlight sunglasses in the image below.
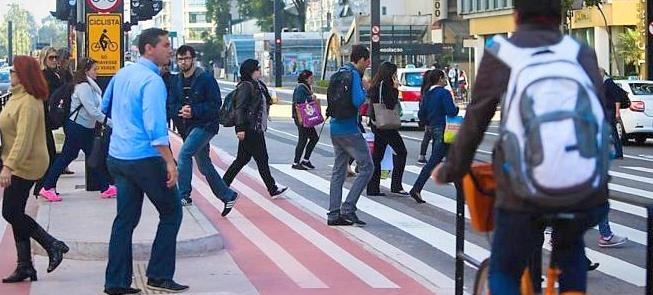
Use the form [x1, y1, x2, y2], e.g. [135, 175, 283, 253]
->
[48, 55, 59, 60]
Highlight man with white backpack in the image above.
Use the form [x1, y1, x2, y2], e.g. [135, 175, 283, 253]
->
[433, 1, 609, 294]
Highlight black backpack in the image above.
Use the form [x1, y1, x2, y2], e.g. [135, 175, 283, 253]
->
[48, 83, 82, 129]
[326, 67, 356, 119]
[219, 81, 252, 127]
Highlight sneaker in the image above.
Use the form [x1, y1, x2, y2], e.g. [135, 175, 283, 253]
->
[221, 193, 239, 217]
[301, 160, 316, 169]
[39, 188, 62, 202]
[61, 168, 75, 175]
[367, 191, 386, 197]
[181, 197, 193, 206]
[292, 163, 308, 170]
[327, 216, 354, 226]
[417, 156, 427, 165]
[342, 213, 367, 227]
[104, 287, 142, 295]
[146, 278, 189, 293]
[598, 234, 628, 248]
[100, 185, 118, 199]
[270, 186, 288, 199]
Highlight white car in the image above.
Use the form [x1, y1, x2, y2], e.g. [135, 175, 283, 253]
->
[614, 80, 653, 145]
[397, 68, 453, 124]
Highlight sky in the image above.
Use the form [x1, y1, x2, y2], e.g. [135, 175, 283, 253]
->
[0, 0, 56, 23]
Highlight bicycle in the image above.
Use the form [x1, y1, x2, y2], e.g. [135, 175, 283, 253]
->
[91, 41, 118, 52]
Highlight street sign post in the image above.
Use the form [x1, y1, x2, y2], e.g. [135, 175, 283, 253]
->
[87, 13, 122, 76]
[371, 0, 380, 77]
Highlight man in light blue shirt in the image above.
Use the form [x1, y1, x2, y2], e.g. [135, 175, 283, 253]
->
[102, 28, 189, 295]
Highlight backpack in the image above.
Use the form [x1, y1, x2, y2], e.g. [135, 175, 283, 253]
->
[326, 67, 356, 119]
[489, 35, 610, 209]
[48, 83, 82, 129]
[219, 81, 251, 127]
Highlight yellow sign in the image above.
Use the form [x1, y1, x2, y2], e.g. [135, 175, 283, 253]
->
[87, 13, 122, 76]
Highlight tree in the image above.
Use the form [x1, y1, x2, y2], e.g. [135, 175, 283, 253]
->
[0, 3, 37, 58]
[289, 0, 306, 32]
[618, 28, 644, 76]
[38, 16, 68, 49]
[204, 0, 232, 65]
[237, 0, 306, 32]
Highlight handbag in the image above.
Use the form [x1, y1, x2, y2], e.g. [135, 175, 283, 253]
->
[87, 85, 112, 170]
[371, 81, 401, 130]
[296, 99, 325, 128]
[444, 116, 464, 144]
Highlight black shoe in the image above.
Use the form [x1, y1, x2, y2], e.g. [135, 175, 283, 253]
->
[270, 186, 288, 199]
[62, 168, 75, 175]
[146, 278, 189, 293]
[292, 163, 308, 170]
[181, 197, 193, 206]
[410, 191, 426, 204]
[343, 214, 367, 227]
[222, 193, 239, 217]
[2, 263, 37, 283]
[104, 287, 142, 295]
[301, 160, 316, 169]
[31, 227, 69, 273]
[327, 216, 354, 226]
[367, 191, 386, 197]
[391, 190, 410, 197]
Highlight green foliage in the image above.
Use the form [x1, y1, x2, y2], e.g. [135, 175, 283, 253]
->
[0, 3, 37, 58]
[38, 16, 68, 49]
[204, 0, 232, 65]
[237, 0, 306, 32]
[315, 79, 329, 88]
[618, 28, 644, 75]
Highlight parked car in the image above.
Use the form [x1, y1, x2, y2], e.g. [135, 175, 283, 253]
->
[0, 69, 10, 97]
[397, 68, 454, 124]
[614, 80, 653, 145]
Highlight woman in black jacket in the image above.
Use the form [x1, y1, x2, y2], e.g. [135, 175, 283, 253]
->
[366, 62, 408, 197]
[291, 70, 319, 170]
[223, 59, 287, 198]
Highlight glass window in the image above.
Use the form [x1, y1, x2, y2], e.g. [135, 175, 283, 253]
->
[382, 6, 387, 15]
[0, 71, 9, 83]
[187, 28, 208, 40]
[403, 72, 425, 87]
[571, 28, 594, 47]
[629, 83, 653, 95]
[189, 12, 206, 23]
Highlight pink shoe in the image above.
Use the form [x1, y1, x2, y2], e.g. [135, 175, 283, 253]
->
[39, 188, 62, 202]
[100, 185, 117, 199]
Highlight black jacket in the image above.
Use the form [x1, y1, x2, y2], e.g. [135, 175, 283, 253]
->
[43, 68, 64, 130]
[235, 79, 272, 132]
[168, 68, 222, 134]
[603, 77, 628, 124]
[368, 80, 399, 123]
[436, 24, 608, 212]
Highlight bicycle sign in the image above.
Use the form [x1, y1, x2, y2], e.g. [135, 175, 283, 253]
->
[86, 0, 121, 13]
[86, 13, 122, 76]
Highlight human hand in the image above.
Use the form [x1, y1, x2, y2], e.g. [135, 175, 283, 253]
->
[0, 166, 12, 188]
[165, 161, 177, 188]
[179, 105, 192, 119]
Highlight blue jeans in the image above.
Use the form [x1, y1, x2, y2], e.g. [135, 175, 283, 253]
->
[412, 127, 446, 193]
[177, 127, 235, 202]
[105, 156, 183, 289]
[488, 203, 609, 294]
[43, 119, 111, 191]
[328, 133, 373, 219]
[598, 215, 612, 238]
[611, 123, 623, 158]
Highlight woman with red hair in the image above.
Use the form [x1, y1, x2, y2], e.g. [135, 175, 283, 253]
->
[0, 56, 68, 283]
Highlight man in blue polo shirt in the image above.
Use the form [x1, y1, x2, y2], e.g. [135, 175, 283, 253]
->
[102, 28, 188, 295]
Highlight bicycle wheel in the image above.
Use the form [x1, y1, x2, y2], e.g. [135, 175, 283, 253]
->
[473, 258, 491, 295]
[108, 42, 118, 52]
[91, 43, 101, 52]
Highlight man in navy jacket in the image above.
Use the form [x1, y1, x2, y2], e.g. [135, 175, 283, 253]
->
[169, 45, 238, 216]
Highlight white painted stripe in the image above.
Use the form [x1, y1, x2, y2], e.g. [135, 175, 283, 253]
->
[211, 166, 400, 289]
[623, 155, 653, 162]
[268, 127, 334, 148]
[606, 199, 648, 218]
[622, 166, 653, 174]
[285, 190, 458, 294]
[608, 183, 653, 200]
[190, 178, 329, 289]
[609, 171, 653, 185]
[270, 164, 492, 263]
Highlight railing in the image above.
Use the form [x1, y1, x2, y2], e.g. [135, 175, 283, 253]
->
[452, 179, 653, 295]
[0, 92, 11, 112]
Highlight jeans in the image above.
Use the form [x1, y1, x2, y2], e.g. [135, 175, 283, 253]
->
[42, 119, 112, 191]
[367, 128, 407, 193]
[223, 130, 278, 194]
[420, 126, 432, 156]
[611, 122, 623, 158]
[2, 176, 39, 242]
[177, 127, 235, 202]
[412, 127, 446, 193]
[597, 215, 612, 238]
[488, 203, 609, 294]
[294, 125, 318, 164]
[328, 133, 373, 219]
[105, 156, 183, 289]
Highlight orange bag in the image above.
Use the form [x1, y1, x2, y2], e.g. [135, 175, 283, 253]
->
[462, 162, 496, 232]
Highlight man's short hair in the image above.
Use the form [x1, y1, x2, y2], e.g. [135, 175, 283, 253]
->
[350, 45, 370, 63]
[138, 28, 169, 55]
[514, 0, 562, 25]
[176, 45, 196, 58]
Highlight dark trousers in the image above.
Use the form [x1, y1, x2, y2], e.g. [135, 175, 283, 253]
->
[42, 119, 112, 191]
[2, 176, 39, 242]
[367, 128, 407, 193]
[105, 156, 183, 289]
[294, 125, 318, 163]
[223, 130, 278, 194]
[420, 126, 432, 156]
[412, 127, 447, 193]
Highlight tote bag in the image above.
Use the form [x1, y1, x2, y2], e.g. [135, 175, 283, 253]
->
[444, 116, 464, 144]
[371, 81, 401, 130]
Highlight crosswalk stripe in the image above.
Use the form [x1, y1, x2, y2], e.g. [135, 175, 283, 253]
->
[190, 175, 329, 289]
[608, 183, 653, 200]
[622, 166, 653, 174]
[609, 171, 653, 184]
[211, 165, 401, 289]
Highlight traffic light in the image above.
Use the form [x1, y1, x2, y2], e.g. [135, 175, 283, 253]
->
[51, 0, 75, 22]
[130, 0, 163, 23]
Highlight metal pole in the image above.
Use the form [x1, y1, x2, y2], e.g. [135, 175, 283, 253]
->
[76, 0, 85, 60]
[274, 0, 283, 87]
[371, 0, 381, 77]
[7, 21, 12, 65]
[454, 181, 465, 295]
[647, 0, 653, 80]
[647, 207, 653, 295]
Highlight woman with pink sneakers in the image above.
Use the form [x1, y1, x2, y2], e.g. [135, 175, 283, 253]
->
[39, 58, 116, 201]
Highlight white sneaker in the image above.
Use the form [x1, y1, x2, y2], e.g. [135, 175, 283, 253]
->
[598, 234, 628, 248]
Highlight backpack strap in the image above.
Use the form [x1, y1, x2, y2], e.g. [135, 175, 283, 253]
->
[487, 35, 582, 69]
